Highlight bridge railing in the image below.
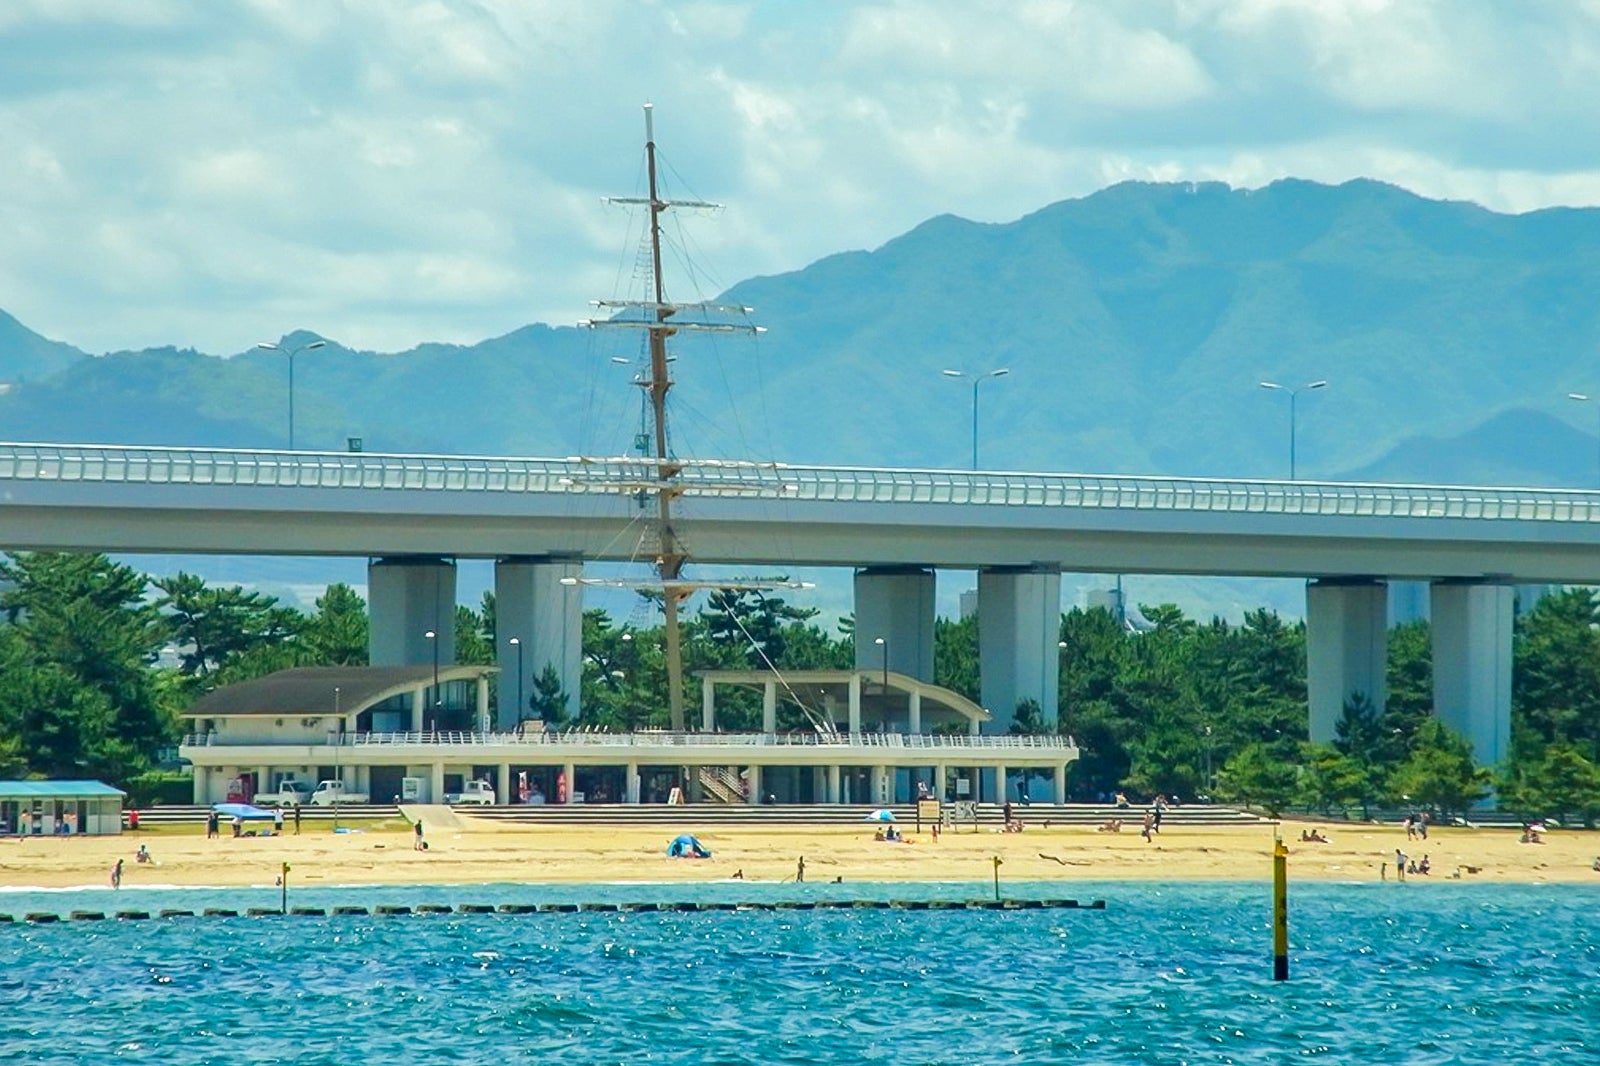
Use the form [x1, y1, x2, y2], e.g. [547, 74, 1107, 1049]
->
[6, 441, 1600, 522]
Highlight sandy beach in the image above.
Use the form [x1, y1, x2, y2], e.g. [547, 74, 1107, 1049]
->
[2, 813, 1597, 892]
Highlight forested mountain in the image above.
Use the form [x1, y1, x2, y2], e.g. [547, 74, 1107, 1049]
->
[4, 179, 1600, 487]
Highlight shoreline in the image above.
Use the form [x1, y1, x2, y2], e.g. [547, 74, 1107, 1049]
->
[2, 819, 1597, 893]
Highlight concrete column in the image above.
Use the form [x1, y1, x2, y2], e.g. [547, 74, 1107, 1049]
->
[430, 763, 445, 806]
[410, 689, 425, 733]
[368, 557, 456, 666]
[702, 675, 716, 731]
[978, 567, 1062, 733]
[746, 765, 763, 806]
[848, 674, 862, 733]
[626, 762, 640, 804]
[853, 567, 936, 680]
[871, 765, 889, 805]
[1306, 580, 1388, 743]
[827, 765, 841, 804]
[497, 764, 511, 805]
[908, 690, 922, 734]
[494, 557, 583, 729]
[763, 682, 777, 734]
[1431, 582, 1514, 770]
[935, 762, 947, 801]
[1054, 763, 1068, 803]
[475, 678, 490, 734]
[562, 761, 576, 804]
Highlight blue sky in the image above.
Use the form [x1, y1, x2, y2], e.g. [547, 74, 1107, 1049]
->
[3, 0, 1600, 356]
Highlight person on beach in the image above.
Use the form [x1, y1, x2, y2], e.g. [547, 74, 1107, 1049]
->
[206, 810, 219, 839]
[414, 819, 425, 851]
[273, 809, 284, 835]
[293, 805, 301, 835]
[1141, 810, 1155, 842]
[231, 815, 241, 839]
[1403, 815, 1416, 840]
[110, 859, 123, 889]
[135, 844, 151, 864]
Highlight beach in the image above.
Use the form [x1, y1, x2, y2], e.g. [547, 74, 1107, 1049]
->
[2, 814, 1596, 891]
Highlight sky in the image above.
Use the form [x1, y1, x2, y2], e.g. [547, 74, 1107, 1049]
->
[4, 0, 1600, 357]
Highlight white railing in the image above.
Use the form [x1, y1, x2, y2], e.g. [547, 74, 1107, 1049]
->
[5, 441, 1599, 523]
[181, 730, 1081, 751]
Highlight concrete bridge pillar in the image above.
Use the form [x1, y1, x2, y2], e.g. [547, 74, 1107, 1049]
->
[977, 566, 1062, 733]
[368, 556, 456, 667]
[1431, 582, 1513, 769]
[1306, 579, 1387, 743]
[853, 567, 936, 681]
[494, 556, 583, 730]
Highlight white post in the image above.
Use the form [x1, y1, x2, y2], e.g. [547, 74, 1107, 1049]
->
[430, 763, 445, 805]
[497, 763, 511, 805]
[1054, 763, 1068, 803]
[562, 761, 576, 804]
[746, 765, 763, 806]
[476, 678, 490, 734]
[909, 689, 922, 734]
[763, 681, 777, 734]
[848, 673, 862, 734]
[827, 765, 842, 804]
[935, 762, 947, 801]
[701, 675, 716, 732]
[626, 761, 640, 804]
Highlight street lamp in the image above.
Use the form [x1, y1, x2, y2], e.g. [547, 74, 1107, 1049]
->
[255, 339, 327, 450]
[424, 629, 440, 729]
[328, 693, 341, 833]
[1258, 379, 1327, 480]
[941, 367, 1010, 469]
[873, 636, 888, 692]
[1567, 393, 1600, 486]
[508, 636, 524, 726]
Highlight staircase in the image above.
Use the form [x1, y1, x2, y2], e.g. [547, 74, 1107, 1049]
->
[697, 766, 748, 805]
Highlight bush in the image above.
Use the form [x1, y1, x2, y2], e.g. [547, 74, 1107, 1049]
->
[122, 770, 192, 807]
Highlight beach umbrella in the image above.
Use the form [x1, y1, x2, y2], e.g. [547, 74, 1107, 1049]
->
[212, 802, 276, 820]
[865, 809, 895, 822]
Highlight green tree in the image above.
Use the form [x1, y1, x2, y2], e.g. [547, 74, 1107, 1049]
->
[1299, 742, 1370, 815]
[526, 663, 570, 728]
[153, 571, 303, 679]
[1389, 717, 1491, 819]
[302, 583, 368, 665]
[1215, 741, 1301, 816]
[0, 552, 173, 776]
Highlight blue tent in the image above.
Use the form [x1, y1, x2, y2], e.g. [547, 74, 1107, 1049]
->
[667, 834, 711, 859]
[212, 803, 277, 820]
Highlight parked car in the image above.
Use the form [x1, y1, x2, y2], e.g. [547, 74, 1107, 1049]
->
[310, 780, 369, 806]
[445, 780, 496, 806]
[258, 780, 314, 807]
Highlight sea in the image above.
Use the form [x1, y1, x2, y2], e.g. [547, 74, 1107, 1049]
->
[1, 879, 1596, 1065]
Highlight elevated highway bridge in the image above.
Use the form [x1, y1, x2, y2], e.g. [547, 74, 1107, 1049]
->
[3, 441, 1592, 769]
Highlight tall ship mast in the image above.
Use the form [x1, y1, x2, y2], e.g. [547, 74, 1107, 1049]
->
[582, 104, 790, 730]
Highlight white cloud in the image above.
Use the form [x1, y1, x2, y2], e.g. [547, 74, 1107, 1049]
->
[1, 0, 1600, 354]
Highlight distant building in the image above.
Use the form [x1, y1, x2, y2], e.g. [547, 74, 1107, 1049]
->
[0, 780, 127, 836]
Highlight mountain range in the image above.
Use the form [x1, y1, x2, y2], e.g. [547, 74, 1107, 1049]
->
[6, 178, 1600, 620]
[5, 178, 1600, 490]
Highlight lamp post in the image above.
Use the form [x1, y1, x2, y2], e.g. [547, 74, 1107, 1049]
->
[1258, 379, 1327, 480]
[328, 692, 341, 832]
[1567, 393, 1600, 486]
[941, 367, 1010, 469]
[508, 636, 524, 725]
[255, 339, 327, 450]
[873, 636, 888, 691]
[424, 629, 440, 731]
[1057, 640, 1069, 736]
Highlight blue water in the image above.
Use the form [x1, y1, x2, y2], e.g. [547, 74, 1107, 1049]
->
[2, 881, 1597, 1064]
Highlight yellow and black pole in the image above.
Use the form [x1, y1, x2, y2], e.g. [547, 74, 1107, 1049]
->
[1272, 838, 1289, 981]
[281, 861, 291, 915]
[993, 854, 1003, 901]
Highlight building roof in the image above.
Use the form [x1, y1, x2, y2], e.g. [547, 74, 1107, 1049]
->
[184, 665, 497, 718]
[0, 780, 127, 799]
